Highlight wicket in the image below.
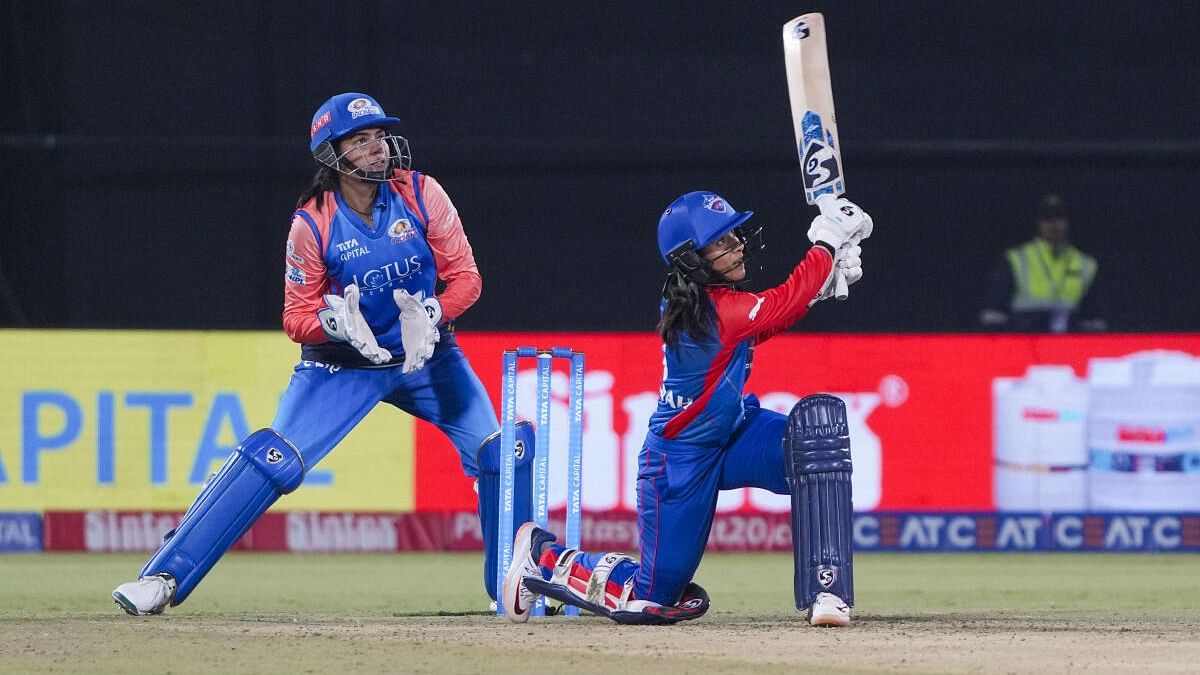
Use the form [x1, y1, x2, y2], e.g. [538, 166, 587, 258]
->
[495, 346, 584, 617]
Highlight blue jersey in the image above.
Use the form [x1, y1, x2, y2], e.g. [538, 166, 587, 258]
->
[649, 246, 834, 445]
[285, 170, 485, 366]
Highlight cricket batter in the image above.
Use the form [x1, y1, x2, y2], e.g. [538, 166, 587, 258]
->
[112, 92, 522, 614]
[504, 190, 871, 625]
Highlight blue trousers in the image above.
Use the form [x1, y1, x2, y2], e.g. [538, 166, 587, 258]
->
[632, 400, 788, 604]
[271, 340, 498, 478]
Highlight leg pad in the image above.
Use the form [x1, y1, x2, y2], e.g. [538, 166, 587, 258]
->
[786, 394, 854, 609]
[476, 421, 535, 601]
[141, 428, 304, 605]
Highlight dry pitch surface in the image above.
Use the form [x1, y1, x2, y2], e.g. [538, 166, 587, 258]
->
[2, 553, 1197, 674]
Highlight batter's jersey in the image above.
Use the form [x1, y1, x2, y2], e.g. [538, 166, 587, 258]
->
[649, 246, 834, 446]
[282, 169, 482, 365]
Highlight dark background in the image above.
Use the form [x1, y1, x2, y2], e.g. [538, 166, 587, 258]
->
[2, 1, 1197, 333]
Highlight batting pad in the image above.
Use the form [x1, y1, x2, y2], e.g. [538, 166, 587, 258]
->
[475, 421, 535, 601]
[140, 428, 304, 605]
[786, 394, 855, 609]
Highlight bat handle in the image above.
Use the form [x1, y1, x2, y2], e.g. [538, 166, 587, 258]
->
[833, 269, 849, 300]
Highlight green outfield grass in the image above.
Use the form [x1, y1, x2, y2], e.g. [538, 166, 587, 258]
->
[1, 552, 1198, 674]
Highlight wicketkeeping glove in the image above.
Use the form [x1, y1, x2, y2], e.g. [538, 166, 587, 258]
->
[393, 289, 440, 374]
[318, 284, 392, 365]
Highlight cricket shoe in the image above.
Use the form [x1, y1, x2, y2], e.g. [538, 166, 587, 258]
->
[806, 592, 850, 627]
[501, 522, 557, 623]
[112, 573, 177, 616]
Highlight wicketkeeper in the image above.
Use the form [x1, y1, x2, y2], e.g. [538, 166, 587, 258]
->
[111, 92, 521, 615]
[503, 190, 871, 625]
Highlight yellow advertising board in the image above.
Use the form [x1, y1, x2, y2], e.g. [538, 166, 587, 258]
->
[0, 330, 413, 511]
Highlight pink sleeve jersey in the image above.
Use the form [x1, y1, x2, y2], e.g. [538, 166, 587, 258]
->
[650, 246, 834, 445]
[282, 170, 483, 364]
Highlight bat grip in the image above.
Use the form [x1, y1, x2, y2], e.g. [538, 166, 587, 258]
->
[833, 269, 849, 300]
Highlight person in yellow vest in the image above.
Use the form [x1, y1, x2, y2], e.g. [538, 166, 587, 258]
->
[980, 194, 1105, 333]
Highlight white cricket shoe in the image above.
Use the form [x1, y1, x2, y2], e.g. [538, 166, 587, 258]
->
[807, 592, 850, 627]
[501, 522, 555, 623]
[112, 574, 177, 616]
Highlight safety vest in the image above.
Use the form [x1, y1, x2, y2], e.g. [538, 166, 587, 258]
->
[1005, 238, 1097, 312]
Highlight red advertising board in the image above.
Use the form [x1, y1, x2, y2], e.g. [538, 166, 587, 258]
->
[415, 333, 1200, 513]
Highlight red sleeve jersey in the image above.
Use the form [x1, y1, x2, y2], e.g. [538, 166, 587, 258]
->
[651, 246, 834, 444]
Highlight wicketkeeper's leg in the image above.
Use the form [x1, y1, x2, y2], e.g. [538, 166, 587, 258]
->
[140, 428, 305, 605]
[475, 421, 535, 601]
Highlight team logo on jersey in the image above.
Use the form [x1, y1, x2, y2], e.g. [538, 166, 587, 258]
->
[387, 218, 417, 243]
[702, 195, 730, 213]
[347, 97, 382, 119]
[286, 265, 306, 284]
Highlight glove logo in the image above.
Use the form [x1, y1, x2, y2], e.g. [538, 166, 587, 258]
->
[324, 316, 338, 332]
[266, 448, 283, 464]
[817, 567, 836, 588]
[513, 439, 526, 461]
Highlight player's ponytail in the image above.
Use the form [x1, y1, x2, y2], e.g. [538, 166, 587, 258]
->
[658, 272, 716, 350]
[295, 165, 340, 209]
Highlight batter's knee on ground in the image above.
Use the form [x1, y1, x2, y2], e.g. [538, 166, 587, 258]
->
[141, 428, 305, 605]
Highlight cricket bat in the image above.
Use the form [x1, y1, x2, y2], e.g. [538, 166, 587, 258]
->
[782, 12, 850, 300]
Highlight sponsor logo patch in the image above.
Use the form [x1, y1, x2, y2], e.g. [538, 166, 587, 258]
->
[286, 240, 305, 264]
[310, 111, 331, 137]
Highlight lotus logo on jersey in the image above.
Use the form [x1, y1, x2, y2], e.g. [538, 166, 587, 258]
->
[817, 567, 836, 588]
[702, 195, 730, 213]
[266, 448, 284, 464]
[347, 98, 383, 119]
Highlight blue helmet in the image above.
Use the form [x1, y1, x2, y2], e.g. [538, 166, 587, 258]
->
[657, 191, 763, 290]
[308, 93, 412, 180]
[309, 92, 401, 155]
[657, 191, 754, 263]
